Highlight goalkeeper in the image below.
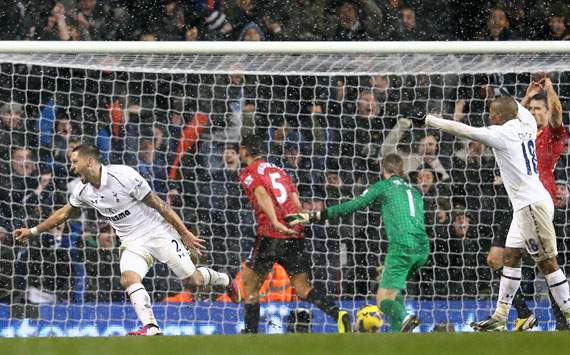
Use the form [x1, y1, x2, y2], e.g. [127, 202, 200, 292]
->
[286, 153, 429, 332]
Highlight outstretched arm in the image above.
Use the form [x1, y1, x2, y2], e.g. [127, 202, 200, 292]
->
[286, 181, 385, 226]
[143, 192, 205, 255]
[425, 115, 505, 150]
[14, 203, 80, 241]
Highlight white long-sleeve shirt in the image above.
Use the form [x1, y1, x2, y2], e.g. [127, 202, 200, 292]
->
[426, 103, 550, 211]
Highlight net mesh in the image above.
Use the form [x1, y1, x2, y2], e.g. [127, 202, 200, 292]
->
[1, 52, 570, 335]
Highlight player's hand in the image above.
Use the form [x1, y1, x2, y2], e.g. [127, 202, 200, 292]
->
[180, 230, 206, 257]
[14, 228, 33, 242]
[273, 221, 298, 236]
[284, 211, 321, 226]
[526, 81, 543, 97]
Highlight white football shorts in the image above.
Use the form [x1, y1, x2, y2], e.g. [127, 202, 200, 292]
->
[505, 199, 557, 261]
[119, 227, 196, 279]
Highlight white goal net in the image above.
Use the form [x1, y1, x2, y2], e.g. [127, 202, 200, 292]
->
[1, 42, 569, 335]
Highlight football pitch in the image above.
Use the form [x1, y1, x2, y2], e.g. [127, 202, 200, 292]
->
[2, 332, 569, 355]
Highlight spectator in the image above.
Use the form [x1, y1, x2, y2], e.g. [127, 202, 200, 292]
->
[82, 224, 123, 302]
[282, 0, 326, 40]
[409, 164, 450, 227]
[0, 102, 26, 163]
[333, 1, 371, 41]
[137, 137, 168, 195]
[383, 119, 451, 181]
[155, 1, 186, 41]
[544, 8, 570, 40]
[238, 22, 265, 41]
[29, 2, 70, 41]
[73, 0, 110, 40]
[480, 7, 517, 40]
[392, 4, 430, 40]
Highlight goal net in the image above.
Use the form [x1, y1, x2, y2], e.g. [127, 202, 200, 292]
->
[1, 43, 569, 335]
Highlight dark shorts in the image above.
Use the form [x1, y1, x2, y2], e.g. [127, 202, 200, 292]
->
[491, 233, 506, 248]
[245, 236, 311, 276]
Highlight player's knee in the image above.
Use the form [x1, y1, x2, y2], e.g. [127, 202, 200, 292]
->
[120, 272, 141, 289]
[486, 254, 502, 270]
[537, 257, 559, 275]
[502, 249, 522, 267]
[183, 271, 204, 287]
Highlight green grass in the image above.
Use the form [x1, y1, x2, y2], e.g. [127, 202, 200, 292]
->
[2, 332, 570, 355]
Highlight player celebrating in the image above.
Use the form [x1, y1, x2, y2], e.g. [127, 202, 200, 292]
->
[238, 135, 352, 334]
[286, 153, 429, 333]
[14, 145, 240, 336]
[420, 96, 570, 331]
[485, 78, 567, 331]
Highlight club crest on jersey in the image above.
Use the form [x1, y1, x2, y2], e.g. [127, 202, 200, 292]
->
[244, 175, 253, 186]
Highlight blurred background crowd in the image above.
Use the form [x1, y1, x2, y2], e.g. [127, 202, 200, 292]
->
[0, 0, 569, 42]
[1, 0, 570, 313]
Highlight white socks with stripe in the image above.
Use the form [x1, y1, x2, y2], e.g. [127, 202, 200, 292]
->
[126, 283, 157, 326]
[493, 266, 522, 321]
[545, 269, 570, 318]
[197, 267, 230, 287]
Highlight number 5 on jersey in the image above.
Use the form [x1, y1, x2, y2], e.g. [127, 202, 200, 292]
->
[270, 172, 288, 204]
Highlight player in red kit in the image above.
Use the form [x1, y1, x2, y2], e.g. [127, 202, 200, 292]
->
[238, 134, 352, 334]
[483, 77, 568, 331]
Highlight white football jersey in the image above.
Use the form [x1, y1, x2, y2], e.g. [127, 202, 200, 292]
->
[69, 165, 173, 242]
[426, 103, 550, 211]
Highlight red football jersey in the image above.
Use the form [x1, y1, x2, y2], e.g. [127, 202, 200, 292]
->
[240, 159, 303, 239]
[537, 124, 568, 203]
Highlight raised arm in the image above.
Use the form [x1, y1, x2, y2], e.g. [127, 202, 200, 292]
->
[381, 117, 411, 156]
[425, 115, 505, 150]
[543, 78, 563, 129]
[14, 203, 80, 241]
[142, 191, 205, 255]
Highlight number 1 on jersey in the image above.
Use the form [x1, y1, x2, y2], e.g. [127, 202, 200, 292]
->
[406, 189, 416, 217]
[269, 172, 288, 204]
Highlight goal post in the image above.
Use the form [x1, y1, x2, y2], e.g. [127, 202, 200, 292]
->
[0, 41, 568, 336]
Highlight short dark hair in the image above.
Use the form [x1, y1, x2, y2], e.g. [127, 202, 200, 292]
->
[531, 91, 548, 106]
[240, 134, 266, 157]
[72, 144, 101, 161]
[491, 96, 518, 121]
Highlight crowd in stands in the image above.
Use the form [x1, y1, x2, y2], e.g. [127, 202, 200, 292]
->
[0, 0, 569, 42]
[1, 0, 570, 309]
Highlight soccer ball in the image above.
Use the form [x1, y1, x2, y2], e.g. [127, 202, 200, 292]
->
[355, 305, 384, 333]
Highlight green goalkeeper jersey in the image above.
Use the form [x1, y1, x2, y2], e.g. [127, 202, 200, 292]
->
[326, 176, 429, 255]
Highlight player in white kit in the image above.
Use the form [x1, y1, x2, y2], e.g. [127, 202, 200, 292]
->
[15, 145, 240, 336]
[419, 96, 570, 331]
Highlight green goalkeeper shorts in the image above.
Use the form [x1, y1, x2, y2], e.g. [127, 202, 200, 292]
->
[380, 252, 429, 290]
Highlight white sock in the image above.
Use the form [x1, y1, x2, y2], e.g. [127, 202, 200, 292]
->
[545, 269, 570, 314]
[197, 267, 230, 287]
[126, 283, 157, 326]
[493, 266, 522, 321]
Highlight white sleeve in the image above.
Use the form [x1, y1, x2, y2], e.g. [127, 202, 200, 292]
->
[69, 184, 87, 208]
[125, 167, 152, 201]
[425, 115, 507, 150]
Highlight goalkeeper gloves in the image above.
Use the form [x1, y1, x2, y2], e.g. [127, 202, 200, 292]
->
[284, 210, 327, 226]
